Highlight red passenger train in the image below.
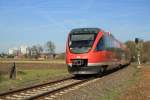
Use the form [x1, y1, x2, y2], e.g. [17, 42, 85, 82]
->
[66, 28, 130, 75]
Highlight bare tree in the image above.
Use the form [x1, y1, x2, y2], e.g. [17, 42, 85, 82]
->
[30, 45, 43, 59]
[46, 41, 56, 58]
[46, 41, 56, 54]
[36, 44, 43, 54]
[142, 41, 150, 62]
[125, 41, 136, 62]
[125, 40, 150, 63]
[30, 45, 38, 58]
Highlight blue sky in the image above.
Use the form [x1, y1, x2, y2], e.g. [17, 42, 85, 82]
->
[0, 0, 150, 53]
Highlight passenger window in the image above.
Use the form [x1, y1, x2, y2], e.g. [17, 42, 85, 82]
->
[96, 37, 104, 51]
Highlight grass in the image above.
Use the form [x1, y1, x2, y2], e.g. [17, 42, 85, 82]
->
[0, 59, 65, 64]
[0, 68, 68, 92]
[97, 66, 141, 100]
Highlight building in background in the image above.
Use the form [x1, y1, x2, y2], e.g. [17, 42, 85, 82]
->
[8, 48, 19, 55]
[8, 45, 29, 56]
[20, 45, 29, 55]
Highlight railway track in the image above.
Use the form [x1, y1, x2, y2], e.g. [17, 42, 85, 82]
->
[0, 65, 128, 100]
[0, 75, 94, 100]
[0, 76, 73, 100]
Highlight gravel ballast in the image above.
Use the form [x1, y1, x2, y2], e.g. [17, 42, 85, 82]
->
[53, 64, 139, 100]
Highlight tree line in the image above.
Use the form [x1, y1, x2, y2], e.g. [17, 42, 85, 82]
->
[27, 41, 56, 59]
[125, 40, 150, 63]
[0, 40, 150, 62]
[0, 41, 56, 59]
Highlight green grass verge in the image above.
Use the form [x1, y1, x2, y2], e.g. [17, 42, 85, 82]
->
[0, 60, 65, 64]
[97, 68, 141, 100]
[0, 69, 68, 92]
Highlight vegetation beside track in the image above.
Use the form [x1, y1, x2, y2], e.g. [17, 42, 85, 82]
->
[118, 64, 150, 100]
[0, 61, 68, 93]
[55, 64, 141, 100]
[0, 59, 65, 64]
[99, 65, 141, 100]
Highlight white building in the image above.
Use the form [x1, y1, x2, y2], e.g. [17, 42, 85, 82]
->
[8, 48, 19, 55]
[20, 45, 29, 55]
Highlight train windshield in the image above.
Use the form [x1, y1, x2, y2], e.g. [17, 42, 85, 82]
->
[69, 33, 96, 53]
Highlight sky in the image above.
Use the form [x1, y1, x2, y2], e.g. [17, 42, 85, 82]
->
[0, 0, 150, 53]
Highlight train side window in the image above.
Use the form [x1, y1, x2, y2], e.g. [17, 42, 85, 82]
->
[96, 36, 104, 51]
[104, 33, 110, 49]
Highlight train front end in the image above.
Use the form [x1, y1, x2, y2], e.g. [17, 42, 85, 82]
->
[66, 28, 105, 75]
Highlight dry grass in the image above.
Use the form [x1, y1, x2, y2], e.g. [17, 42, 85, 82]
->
[0, 59, 65, 64]
[119, 64, 150, 100]
[0, 61, 69, 92]
[0, 68, 68, 92]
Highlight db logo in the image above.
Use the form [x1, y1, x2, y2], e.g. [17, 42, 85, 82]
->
[76, 56, 81, 58]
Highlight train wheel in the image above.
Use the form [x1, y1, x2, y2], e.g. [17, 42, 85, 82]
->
[101, 66, 107, 74]
[99, 66, 107, 75]
[98, 67, 105, 76]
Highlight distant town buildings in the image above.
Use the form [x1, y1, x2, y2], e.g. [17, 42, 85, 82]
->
[6, 44, 62, 59]
[8, 48, 19, 55]
[8, 45, 29, 56]
[20, 45, 29, 55]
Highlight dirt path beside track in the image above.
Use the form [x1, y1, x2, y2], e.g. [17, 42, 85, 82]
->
[119, 64, 150, 100]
